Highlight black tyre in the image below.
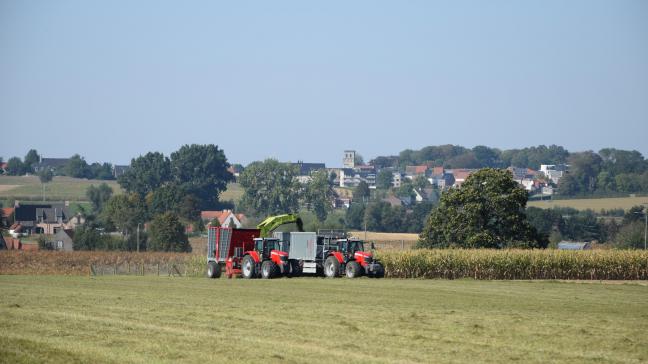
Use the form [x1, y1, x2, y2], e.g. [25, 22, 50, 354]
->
[288, 260, 301, 277]
[207, 261, 221, 278]
[345, 261, 361, 278]
[372, 263, 385, 278]
[261, 260, 278, 279]
[241, 255, 256, 279]
[324, 256, 340, 278]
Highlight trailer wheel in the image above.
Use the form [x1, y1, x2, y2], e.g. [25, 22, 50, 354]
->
[207, 261, 221, 278]
[288, 260, 301, 277]
[324, 256, 340, 278]
[261, 260, 277, 279]
[345, 261, 361, 278]
[242, 255, 256, 279]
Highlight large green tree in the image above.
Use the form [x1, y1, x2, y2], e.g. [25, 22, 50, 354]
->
[170, 144, 233, 209]
[24, 149, 40, 173]
[102, 193, 147, 236]
[239, 159, 301, 216]
[304, 170, 333, 221]
[418, 168, 545, 248]
[65, 154, 91, 178]
[148, 212, 190, 252]
[118, 152, 172, 197]
[6, 157, 25, 175]
[86, 183, 114, 213]
[376, 170, 393, 189]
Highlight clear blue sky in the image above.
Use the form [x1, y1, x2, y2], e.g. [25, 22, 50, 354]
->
[1, 0, 646, 167]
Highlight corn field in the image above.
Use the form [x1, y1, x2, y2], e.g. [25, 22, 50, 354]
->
[378, 249, 648, 280]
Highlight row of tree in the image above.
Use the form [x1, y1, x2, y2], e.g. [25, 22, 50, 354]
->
[0, 150, 116, 180]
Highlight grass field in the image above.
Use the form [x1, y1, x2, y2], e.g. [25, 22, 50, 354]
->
[219, 182, 243, 203]
[1, 276, 647, 363]
[528, 196, 648, 211]
[0, 176, 122, 202]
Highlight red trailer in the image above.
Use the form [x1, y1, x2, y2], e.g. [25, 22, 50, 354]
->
[207, 227, 260, 278]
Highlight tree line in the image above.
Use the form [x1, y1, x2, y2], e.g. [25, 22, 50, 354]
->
[0, 150, 116, 180]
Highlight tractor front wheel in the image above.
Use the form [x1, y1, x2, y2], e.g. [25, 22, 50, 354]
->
[324, 256, 340, 278]
[207, 261, 221, 278]
[371, 263, 385, 278]
[345, 261, 361, 278]
[241, 256, 256, 279]
[261, 260, 277, 279]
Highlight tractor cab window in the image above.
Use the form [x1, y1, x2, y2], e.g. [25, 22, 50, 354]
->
[340, 240, 364, 253]
[256, 239, 280, 255]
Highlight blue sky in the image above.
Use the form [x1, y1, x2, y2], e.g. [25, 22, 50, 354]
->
[1, 0, 646, 167]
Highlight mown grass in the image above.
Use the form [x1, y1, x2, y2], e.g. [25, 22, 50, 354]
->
[0, 276, 647, 363]
[528, 196, 648, 211]
[0, 176, 122, 202]
[219, 182, 243, 203]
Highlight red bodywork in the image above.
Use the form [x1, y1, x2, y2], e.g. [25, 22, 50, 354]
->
[354, 251, 373, 267]
[330, 251, 344, 264]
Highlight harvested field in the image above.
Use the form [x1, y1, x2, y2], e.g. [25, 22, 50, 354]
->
[0, 175, 122, 201]
[0, 275, 647, 363]
[528, 196, 648, 211]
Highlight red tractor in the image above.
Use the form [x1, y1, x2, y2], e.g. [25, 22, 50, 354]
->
[238, 238, 289, 279]
[323, 238, 384, 278]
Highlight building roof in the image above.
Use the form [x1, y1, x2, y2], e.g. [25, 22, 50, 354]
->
[292, 162, 326, 176]
[2, 207, 14, 217]
[201, 210, 246, 225]
[405, 165, 428, 175]
[557, 241, 591, 250]
[35, 158, 70, 169]
[452, 169, 473, 181]
[14, 203, 70, 223]
[431, 167, 445, 176]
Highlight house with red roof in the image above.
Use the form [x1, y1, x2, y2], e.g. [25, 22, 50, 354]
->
[200, 210, 246, 228]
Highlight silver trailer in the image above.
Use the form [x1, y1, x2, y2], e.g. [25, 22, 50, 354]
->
[273, 231, 336, 274]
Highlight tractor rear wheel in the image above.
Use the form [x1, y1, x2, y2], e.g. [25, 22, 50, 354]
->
[324, 256, 340, 278]
[207, 261, 221, 278]
[261, 260, 277, 279]
[345, 261, 361, 278]
[241, 256, 256, 279]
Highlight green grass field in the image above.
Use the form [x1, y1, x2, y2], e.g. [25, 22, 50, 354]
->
[0, 176, 122, 202]
[1, 276, 646, 363]
[219, 182, 243, 203]
[528, 196, 648, 211]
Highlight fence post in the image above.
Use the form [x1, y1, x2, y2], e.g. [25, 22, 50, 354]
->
[157, 263, 160, 276]
[401, 240, 404, 250]
[114, 264, 117, 275]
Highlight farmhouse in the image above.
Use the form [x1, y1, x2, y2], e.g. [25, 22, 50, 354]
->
[50, 229, 75, 251]
[201, 210, 246, 228]
[33, 158, 70, 173]
[13, 202, 78, 235]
